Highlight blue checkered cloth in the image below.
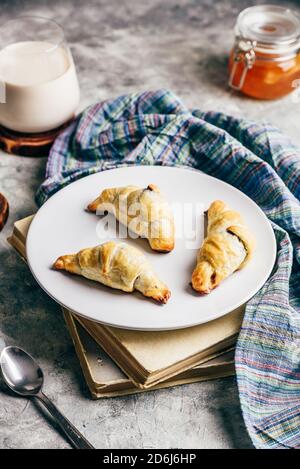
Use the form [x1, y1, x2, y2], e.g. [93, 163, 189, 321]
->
[37, 90, 300, 448]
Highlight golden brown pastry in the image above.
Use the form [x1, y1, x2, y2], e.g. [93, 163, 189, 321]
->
[53, 241, 171, 304]
[87, 184, 175, 252]
[192, 200, 255, 294]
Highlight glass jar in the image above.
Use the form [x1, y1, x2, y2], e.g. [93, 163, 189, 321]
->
[228, 5, 300, 99]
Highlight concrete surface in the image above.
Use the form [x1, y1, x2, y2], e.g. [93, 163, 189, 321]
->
[1, 0, 299, 449]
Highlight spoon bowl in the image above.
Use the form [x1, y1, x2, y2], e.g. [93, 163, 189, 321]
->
[0, 346, 43, 396]
[0, 345, 94, 449]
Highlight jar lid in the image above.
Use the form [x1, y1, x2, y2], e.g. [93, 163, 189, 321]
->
[236, 5, 300, 53]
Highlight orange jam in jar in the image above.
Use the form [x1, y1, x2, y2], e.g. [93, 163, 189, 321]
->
[228, 5, 300, 99]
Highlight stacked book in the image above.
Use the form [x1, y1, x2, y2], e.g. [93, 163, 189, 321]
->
[8, 216, 244, 398]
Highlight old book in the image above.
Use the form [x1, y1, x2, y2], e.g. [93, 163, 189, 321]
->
[8, 216, 242, 392]
[75, 310, 241, 389]
[64, 310, 235, 399]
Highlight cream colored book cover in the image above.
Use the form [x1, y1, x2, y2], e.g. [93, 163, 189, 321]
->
[76, 310, 241, 388]
[64, 311, 235, 399]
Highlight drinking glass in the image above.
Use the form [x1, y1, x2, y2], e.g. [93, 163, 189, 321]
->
[0, 16, 80, 156]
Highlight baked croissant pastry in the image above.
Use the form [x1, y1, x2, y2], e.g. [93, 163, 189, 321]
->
[192, 200, 255, 294]
[87, 184, 175, 252]
[53, 241, 171, 304]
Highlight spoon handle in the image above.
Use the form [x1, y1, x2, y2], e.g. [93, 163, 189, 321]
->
[36, 392, 94, 449]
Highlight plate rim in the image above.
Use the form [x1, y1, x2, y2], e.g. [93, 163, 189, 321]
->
[26, 165, 277, 331]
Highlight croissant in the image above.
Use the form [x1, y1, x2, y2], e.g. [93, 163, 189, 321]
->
[87, 184, 175, 252]
[53, 241, 171, 304]
[192, 200, 255, 294]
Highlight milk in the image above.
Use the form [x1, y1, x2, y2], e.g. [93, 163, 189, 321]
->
[0, 41, 80, 133]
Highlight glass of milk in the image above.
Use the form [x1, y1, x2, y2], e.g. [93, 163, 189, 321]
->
[0, 16, 80, 135]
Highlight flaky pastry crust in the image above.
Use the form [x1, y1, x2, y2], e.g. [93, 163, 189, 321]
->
[54, 241, 170, 304]
[192, 200, 255, 294]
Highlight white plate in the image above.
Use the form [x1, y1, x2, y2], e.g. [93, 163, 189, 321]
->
[26, 166, 276, 331]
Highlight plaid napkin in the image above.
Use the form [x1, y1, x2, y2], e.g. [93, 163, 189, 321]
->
[37, 90, 300, 449]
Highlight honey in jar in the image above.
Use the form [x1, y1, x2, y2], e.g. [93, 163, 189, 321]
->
[228, 5, 300, 100]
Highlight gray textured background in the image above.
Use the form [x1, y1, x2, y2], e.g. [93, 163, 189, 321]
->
[1, 0, 300, 449]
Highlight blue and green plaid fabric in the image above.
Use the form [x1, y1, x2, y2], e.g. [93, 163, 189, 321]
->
[37, 90, 300, 449]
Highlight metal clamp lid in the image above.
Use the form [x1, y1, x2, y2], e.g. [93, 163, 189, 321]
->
[229, 38, 256, 90]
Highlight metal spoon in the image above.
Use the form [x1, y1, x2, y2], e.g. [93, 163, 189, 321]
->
[0, 346, 94, 449]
